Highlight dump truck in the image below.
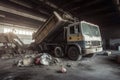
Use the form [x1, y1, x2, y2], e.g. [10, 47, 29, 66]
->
[33, 11, 103, 60]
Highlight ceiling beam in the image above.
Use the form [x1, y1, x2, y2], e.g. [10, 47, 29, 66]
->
[9, 0, 33, 9]
[9, 0, 51, 16]
[0, 10, 43, 23]
[0, 0, 49, 18]
[62, 0, 82, 8]
[0, 17, 41, 28]
[0, 5, 46, 22]
[79, 6, 114, 16]
[31, 0, 54, 11]
[78, 13, 118, 23]
[37, 0, 70, 14]
[70, 0, 102, 11]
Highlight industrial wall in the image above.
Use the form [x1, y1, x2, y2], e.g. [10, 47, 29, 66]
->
[0, 23, 36, 44]
[101, 26, 120, 50]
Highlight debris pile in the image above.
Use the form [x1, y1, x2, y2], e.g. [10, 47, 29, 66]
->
[16, 53, 61, 67]
[35, 53, 52, 65]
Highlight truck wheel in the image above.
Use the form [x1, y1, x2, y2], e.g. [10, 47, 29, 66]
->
[54, 47, 64, 57]
[68, 46, 82, 60]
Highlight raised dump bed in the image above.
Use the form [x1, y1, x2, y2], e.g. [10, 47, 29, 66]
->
[33, 12, 70, 44]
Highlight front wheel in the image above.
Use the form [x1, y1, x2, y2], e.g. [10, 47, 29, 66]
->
[68, 46, 82, 61]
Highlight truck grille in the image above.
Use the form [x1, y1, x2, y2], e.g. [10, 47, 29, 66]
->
[91, 41, 100, 46]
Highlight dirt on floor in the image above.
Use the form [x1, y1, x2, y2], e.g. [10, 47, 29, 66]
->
[0, 53, 120, 80]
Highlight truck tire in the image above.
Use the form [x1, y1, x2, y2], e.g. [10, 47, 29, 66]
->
[68, 46, 82, 60]
[54, 47, 64, 57]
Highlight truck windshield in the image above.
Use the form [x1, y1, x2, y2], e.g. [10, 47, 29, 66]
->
[81, 22, 100, 37]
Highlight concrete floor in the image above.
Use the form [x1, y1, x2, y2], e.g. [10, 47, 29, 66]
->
[0, 54, 120, 80]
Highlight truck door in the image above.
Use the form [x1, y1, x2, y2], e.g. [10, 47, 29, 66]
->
[67, 24, 83, 42]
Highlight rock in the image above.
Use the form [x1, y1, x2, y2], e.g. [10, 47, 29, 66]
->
[17, 59, 23, 67]
[66, 63, 71, 68]
[17, 57, 34, 67]
[22, 57, 34, 66]
[104, 51, 112, 56]
[60, 66, 67, 73]
[35, 57, 40, 65]
[52, 58, 60, 64]
[34, 53, 52, 66]
[40, 53, 52, 65]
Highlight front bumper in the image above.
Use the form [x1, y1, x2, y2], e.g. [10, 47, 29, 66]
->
[83, 47, 103, 54]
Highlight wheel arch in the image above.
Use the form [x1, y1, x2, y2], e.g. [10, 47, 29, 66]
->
[67, 43, 82, 54]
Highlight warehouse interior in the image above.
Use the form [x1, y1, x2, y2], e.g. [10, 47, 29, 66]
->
[0, 0, 120, 80]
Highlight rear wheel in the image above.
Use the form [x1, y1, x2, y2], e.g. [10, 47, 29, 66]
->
[54, 47, 64, 57]
[68, 46, 82, 60]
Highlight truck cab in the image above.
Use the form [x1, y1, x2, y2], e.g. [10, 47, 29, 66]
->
[66, 21, 103, 60]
